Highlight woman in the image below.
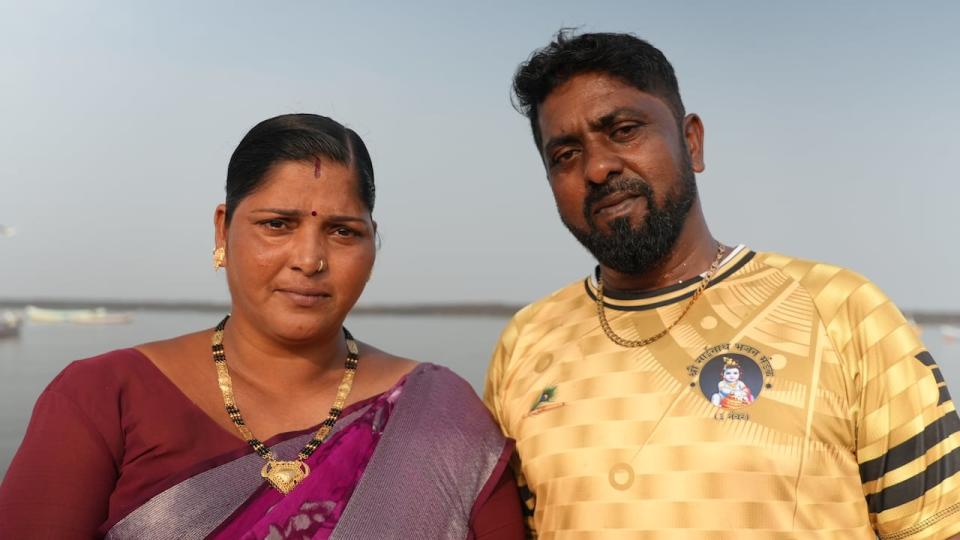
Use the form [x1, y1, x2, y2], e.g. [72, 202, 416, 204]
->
[0, 114, 524, 538]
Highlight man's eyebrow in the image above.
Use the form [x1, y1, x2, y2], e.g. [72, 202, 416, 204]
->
[542, 107, 646, 156]
[588, 107, 644, 131]
[542, 134, 580, 157]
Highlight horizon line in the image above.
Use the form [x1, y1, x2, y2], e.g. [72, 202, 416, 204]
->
[2, 297, 960, 323]
[0, 297, 523, 318]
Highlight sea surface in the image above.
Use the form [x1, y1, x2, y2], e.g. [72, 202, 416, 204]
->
[1, 310, 958, 475]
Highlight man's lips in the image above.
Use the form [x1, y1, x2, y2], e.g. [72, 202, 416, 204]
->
[592, 192, 645, 217]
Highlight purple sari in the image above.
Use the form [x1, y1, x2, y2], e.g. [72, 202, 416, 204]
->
[105, 364, 510, 540]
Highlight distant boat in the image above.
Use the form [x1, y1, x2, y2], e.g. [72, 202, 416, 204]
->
[25, 305, 133, 325]
[942, 325, 960, 344]
[0, 311, 22, 338]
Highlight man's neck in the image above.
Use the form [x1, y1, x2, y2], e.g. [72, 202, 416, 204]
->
[599, 207, 724, 294]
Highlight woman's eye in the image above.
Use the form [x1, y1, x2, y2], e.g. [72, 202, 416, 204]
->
[334, 227, 355, 237]
[262, 219, 288, 230]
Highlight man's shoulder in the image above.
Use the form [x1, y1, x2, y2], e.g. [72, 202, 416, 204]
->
[750, 250, 878, 301]
[490, 277, 592, 371]
[508, 277, 591, 331]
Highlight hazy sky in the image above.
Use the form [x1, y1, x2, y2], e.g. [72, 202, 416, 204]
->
[1, 1, 958, 310]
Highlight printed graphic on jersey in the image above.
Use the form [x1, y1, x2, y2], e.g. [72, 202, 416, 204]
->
[698, 354, 763, 409]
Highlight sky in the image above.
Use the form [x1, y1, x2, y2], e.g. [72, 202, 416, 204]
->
[0, 1, 958, 311]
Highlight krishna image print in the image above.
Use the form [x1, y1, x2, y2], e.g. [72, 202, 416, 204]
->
[710, 357, 755, 409]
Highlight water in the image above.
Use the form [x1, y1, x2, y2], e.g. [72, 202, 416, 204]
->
[0, 311, 509, 475]
[1, 311, 958, 475]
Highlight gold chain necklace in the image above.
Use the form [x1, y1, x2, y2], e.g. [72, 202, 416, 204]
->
[211, 315, 359, 494]
[596, 244, 725, 348]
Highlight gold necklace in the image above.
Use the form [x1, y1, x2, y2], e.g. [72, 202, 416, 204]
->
[596, 244, 725, 348]
[211, 315, 359, 495]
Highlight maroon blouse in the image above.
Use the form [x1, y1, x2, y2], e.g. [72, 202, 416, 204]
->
[0, 349, 523, 538]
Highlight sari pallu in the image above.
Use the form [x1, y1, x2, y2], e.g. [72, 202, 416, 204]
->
[106, 363, 512, 540]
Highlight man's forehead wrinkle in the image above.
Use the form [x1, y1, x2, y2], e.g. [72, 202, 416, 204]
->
[544, 93, 627, 132]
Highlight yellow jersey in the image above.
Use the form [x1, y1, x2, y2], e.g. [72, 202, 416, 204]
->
[484, 248, 960, 539]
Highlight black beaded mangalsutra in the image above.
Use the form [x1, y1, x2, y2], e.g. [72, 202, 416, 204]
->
[211, 315, 359, 494]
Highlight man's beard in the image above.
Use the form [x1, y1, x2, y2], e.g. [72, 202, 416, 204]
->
[561, 166, 697, 276]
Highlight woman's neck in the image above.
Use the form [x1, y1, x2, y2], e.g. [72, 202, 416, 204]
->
[219, 313, 348, 392]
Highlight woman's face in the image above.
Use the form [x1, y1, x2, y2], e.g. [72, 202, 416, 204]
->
[214, 159, 375, 344]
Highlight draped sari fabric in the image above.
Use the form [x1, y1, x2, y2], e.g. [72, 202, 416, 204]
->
[105, 363, 511, 539]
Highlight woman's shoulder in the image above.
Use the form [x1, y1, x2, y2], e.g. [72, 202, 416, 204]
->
[353, 342, 419, 396]
[48, 348, 152, 395]
[355, 344, 479, 405]
[134, 330, 208, 371]
[403, 363, 487, 410]
[136, 330, 211, 380]
[49, 330, 207, 402]
[37, 349, 161, 447]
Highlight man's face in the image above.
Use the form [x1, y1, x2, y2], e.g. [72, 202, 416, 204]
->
[537, 73, 704, 275]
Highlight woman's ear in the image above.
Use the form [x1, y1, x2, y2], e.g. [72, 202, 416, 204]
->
[214, 204, 228, 248]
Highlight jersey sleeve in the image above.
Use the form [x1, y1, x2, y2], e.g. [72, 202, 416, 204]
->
[0, 387, 120, 537]
[830, 278, 960, 539]
[484, 312, 538, 537]
[484, 315, 522, 438]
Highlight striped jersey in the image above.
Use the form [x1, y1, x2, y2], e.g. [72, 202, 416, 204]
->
[484, 248, 960, 539]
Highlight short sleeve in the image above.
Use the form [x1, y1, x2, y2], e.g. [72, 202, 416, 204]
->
[0, 388, 120, 537]
[483, 313, 537, 538]
[484, 315, 523, 439]
[841, 281, 960, 539]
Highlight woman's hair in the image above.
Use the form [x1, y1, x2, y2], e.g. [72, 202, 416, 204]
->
[225, 114, 375, 223]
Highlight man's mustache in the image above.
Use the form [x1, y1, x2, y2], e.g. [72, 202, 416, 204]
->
[582, 177, 654, 222]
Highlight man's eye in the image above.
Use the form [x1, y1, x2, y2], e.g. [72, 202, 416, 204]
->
[553, 149, 577, 165]
[334, 227, 355, 237]
[612, 124, 639, 139]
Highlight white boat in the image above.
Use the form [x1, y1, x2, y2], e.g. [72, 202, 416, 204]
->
[25, 305, 133, 325]
[0, 311, 22, 338]
[942, 325, 960, 344]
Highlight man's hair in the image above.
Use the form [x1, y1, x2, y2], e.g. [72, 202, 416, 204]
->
[512, 30, 686, 151]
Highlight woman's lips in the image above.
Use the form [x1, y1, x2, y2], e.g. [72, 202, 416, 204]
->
[277, 289, 331, 307]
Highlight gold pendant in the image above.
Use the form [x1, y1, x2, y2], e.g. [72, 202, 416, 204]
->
[261, 460, 310, 495]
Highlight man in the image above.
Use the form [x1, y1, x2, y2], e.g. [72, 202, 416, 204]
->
[484, 30, 960, 539]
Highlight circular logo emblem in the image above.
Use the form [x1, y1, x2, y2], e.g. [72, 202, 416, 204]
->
[698, 353, 764, 409]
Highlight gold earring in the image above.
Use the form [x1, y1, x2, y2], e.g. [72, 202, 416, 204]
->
[213, 247, 225, 271]
[317, 259, 325, 272]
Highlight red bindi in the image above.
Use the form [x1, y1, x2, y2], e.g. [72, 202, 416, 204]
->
[311, 210, 317, 216]
[314, 157, 322, 178]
